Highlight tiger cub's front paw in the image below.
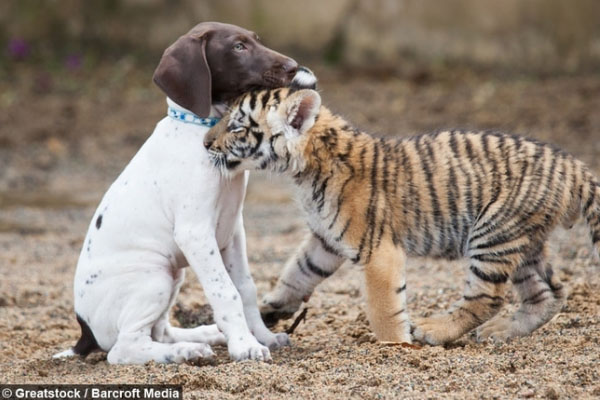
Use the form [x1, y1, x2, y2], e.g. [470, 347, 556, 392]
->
[260, 291, 302, 327]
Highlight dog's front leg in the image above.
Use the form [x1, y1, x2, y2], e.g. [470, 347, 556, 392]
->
[174, 225, 271, 362]
[222, 218, 291, 350]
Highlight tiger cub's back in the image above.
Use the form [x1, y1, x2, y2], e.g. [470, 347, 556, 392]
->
[353, 129, 592, 262]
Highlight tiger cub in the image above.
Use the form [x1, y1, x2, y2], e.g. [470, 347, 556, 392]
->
[204, 87, 599, 345]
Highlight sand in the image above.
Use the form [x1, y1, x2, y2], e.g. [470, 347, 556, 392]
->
[1, 68, 599, 399]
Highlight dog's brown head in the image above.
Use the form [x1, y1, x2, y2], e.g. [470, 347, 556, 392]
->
[153, 22, 298, 117]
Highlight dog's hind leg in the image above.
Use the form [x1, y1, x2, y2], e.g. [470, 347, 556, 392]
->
[107, 332, 214, 364]
[151, 269, 226, 346]
[106, 268, 214, 364]
[158, 324, 225, 346]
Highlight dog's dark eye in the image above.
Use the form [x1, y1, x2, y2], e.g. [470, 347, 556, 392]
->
[233, 43, 246, 52]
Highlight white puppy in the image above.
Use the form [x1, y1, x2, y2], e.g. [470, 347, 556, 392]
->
[54, 22, 314, 364]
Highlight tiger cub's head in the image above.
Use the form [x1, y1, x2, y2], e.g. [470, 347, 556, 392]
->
[205, 68, 321, 175]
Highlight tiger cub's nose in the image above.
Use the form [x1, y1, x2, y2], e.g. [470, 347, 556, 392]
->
[204, 138, 214, 150]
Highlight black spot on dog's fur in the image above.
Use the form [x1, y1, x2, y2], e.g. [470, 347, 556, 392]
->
[96, 214, 103, 229]
[72, 314, 101, 357]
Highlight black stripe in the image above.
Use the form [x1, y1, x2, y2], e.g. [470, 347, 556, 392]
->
[357, 140, 380, 263]
[249, 130, 264, 156]
[336, 218, 351, 242]
[481, 131, 491, 156]
[359, 146, 367, 177]
[411, 138, 432, 254]
[470, 146, 548, 245]
[471, 254, 513, 264]
[463, 293, 504, 302]
[272, 89, 281, 104]
[225, 159, 241, 169]
[495, 149, 557, 243]
[471, 149, 526, 238]
[248, 115, 259, 128]
[512, 273, 534, 285]
[365, 140, 380, 261]
[392, 309, 406, 317]
[329, 140, 356, 231]
[458, 306, 483, 324]
[448, 131, 460, 157]
[281, 280, 300, 292]
[469, 265, 509, 284]
[446, 154, 460, 253]
[470, 242, 528, 256]
[451, 134, 475, 250]
[305, 256, 333, 278]
[420, 137, 442, 252]
[543, 267, 563, 292]
[297, 260, 310, 277]
[525, 297, 549, 306]
[583, 183, 596, 215]
[396, 284, 407, 294]
[260, 90, 270, 109]
[376, 206, 387, 247]
[464, 135, 475, 160]
[523, 288, 551, 304]
[328, 177, 349, 229]
[312, 174, 331, 213]
[249, 90, 258, 110]
[376, 141, 392, 246]
[312, 231, 339, 256]
[399, 142, 418, 253]
[237, 104, 246, 118]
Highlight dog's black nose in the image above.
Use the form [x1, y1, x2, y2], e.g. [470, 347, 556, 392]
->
[273, 58, 298, 78]
[284, 59, 298, 78]
[204, 138, 214, 149]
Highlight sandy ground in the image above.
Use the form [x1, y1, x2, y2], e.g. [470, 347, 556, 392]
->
[1, 68, 600, 399]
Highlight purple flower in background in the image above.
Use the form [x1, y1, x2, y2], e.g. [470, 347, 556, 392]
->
[65, 54, 83, 72]
[7, 38, 30, 60]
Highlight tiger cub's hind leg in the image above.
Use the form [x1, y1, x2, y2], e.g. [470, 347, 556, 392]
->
[413, 255, 513, 345]
[477, 247, 565, 342]
[363, 245, 412, 343]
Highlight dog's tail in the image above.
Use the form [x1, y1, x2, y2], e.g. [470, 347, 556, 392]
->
[53, 314, 100, 359]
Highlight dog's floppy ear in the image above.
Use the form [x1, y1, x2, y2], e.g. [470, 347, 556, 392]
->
[153, 32, 212, 117]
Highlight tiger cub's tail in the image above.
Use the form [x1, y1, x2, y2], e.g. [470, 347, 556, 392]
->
[581, 175, 600, 258]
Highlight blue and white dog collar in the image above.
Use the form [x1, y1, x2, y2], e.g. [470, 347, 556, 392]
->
[167, 106, 220, 128]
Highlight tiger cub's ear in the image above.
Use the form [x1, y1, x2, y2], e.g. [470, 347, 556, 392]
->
[282, 89, 321, 137]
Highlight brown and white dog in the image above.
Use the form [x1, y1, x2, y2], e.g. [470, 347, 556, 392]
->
[54, 22, 313, 363]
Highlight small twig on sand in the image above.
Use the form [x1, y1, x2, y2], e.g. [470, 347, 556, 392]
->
[380, 341, 422, 350]
[286, 308, 308, 334]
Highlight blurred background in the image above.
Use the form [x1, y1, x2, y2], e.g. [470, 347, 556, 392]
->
[1, 0, 600, 228]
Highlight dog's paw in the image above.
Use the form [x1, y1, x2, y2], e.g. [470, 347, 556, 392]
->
[256, 331, 291, 350]
[170, 342, 215, 363]
[228, 337, 271, 362]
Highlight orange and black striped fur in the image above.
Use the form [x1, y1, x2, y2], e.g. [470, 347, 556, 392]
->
[205, 88, 599, 345]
